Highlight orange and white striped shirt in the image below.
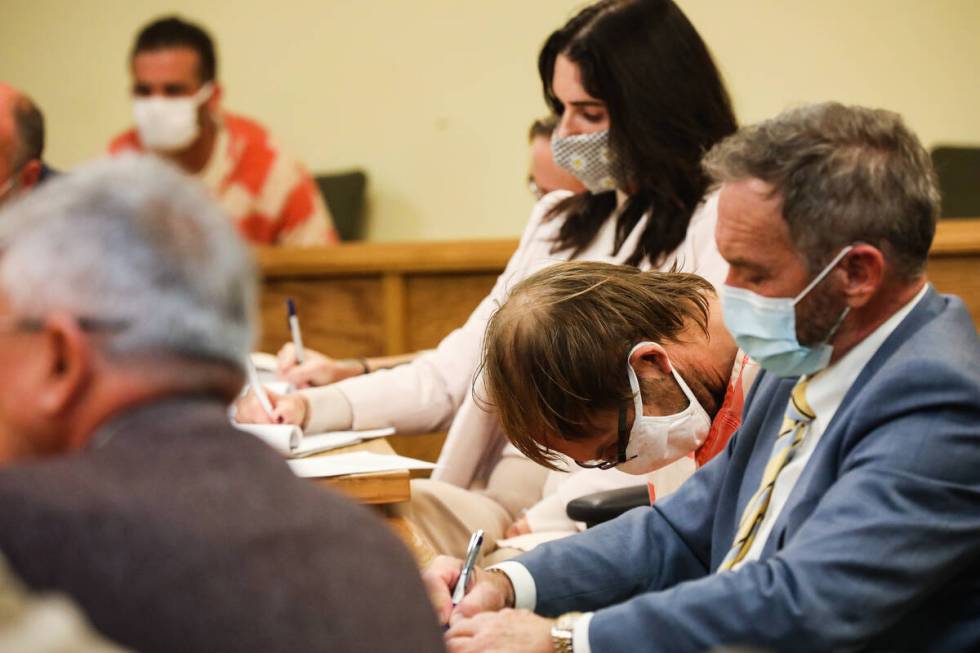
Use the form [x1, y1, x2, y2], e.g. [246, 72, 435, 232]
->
[109, 112, 338, 247]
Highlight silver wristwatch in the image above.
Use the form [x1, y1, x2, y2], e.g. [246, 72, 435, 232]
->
[551, 611, 583, 653]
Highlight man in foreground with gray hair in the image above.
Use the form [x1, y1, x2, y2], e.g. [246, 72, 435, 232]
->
[0, 155, 445, 653]
[424, 103, 980, 652]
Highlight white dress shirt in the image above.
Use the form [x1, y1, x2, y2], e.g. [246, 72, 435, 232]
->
[732, 282, 929, 568]
[494, 283, 929, 653]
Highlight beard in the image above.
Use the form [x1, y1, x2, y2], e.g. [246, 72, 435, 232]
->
[794, 275, 849, 347]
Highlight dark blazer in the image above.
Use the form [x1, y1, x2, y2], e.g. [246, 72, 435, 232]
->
[517, 289, 980, 652]
[0, 395, 445, 653]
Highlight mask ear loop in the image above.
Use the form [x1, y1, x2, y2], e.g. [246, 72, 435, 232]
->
[194, 82, 215, 105]
[793, 245, 854, 304]
[627, 342, 653, 423]
[626, 341, 700, 419]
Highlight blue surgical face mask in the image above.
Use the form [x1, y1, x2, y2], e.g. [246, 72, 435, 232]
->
[720, 245, 853, 378]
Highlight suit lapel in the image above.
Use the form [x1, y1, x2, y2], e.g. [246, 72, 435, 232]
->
[758, 287, 946, 558]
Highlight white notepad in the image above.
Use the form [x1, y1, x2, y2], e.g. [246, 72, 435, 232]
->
[287, 451, 437, 479]
[235, 423, 395, 458]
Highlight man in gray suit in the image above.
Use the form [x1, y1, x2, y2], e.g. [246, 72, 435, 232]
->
[0, 155, 445, 653]
[424, 103, 980, 652]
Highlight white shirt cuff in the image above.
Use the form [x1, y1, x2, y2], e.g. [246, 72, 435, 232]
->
[574, 612, 595, 653]
[488, 561, 536, 611]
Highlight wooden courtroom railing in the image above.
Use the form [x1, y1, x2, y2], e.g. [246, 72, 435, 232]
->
[256, 239, 515, 358]
[257, 220, 979, 365]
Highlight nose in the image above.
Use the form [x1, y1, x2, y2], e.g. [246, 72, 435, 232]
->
[556, 111, 577, 138]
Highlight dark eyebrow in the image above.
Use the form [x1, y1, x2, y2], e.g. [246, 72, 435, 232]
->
[727, 257, 767, 273]
[568, 100, 605, 109]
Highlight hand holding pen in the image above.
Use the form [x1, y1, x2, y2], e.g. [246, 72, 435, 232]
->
[420, 532, 516, 626]
[451, 529, 484, 607]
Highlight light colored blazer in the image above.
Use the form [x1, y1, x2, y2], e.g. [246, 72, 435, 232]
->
[333, 190, 728, 489]
[515, 289, 980, 652]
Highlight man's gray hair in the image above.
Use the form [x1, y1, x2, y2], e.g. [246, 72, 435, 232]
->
[0, 154, 256, 366]
[703, 102, 940, 279]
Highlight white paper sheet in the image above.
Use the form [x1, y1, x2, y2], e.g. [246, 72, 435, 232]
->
[236, 423, 302, 455]
[235, 424, 395, 458]
[287, 451, 437, 478]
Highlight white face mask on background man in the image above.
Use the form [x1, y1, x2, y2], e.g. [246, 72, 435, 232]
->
[616, 341, 713, 475]
[132, 83, 213, 152]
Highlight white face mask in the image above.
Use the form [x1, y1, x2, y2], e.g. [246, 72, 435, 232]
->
[616, 342, 713, 475]
[132, 83, 214, 152]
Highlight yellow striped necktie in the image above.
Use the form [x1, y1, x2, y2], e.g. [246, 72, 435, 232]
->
[719, 377, 815, 571]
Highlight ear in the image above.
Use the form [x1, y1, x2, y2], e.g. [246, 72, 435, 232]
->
[628, 342, 672, 380]
[35, 313, 93, 419]
[839, 244, 885, 309]
[19, 159, 42, 190]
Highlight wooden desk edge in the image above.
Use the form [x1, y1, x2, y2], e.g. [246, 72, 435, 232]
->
[306, 438, 412, 505]
[316, 468, 411, 504]
[257, 219, 980, 277]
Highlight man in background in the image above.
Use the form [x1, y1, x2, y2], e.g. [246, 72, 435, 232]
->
[109, 16, 338, 247]
[0, 83, 55, 206]
[0, 155, 443, 653]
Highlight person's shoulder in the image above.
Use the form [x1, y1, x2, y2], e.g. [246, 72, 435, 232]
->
[108, 129, 141, 154]
[690, 186, 721, 223]
[520, 190, 576, 243]
[888, 290, 979, 370]
[222, 111, 272, 145]
[841, 291, 980, 434]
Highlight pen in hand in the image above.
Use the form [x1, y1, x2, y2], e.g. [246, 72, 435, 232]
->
[286, 298, 305, 364]
[245, 358, 276, 421]
[451, 529, 484, 607]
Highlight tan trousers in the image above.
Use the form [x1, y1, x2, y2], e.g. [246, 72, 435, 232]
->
[398, 455, 549, 565]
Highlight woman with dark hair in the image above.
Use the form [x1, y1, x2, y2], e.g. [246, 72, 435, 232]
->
[239, 0, 737, 561]
[539, 0, 736, 267]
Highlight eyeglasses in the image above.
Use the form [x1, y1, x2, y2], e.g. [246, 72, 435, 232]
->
[574, 401, 636, 470]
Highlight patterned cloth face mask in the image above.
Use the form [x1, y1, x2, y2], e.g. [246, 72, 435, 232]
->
[550, 129, 619, 193]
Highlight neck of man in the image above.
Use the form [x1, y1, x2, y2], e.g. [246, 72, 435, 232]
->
[168, 111, 218, 175]
[64, 355, 243, 452]
[828, 275, 927, 366]
[666, 296, 738, 418]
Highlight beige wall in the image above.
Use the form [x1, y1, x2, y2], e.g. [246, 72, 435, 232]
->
[1, 0, 978, 241]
